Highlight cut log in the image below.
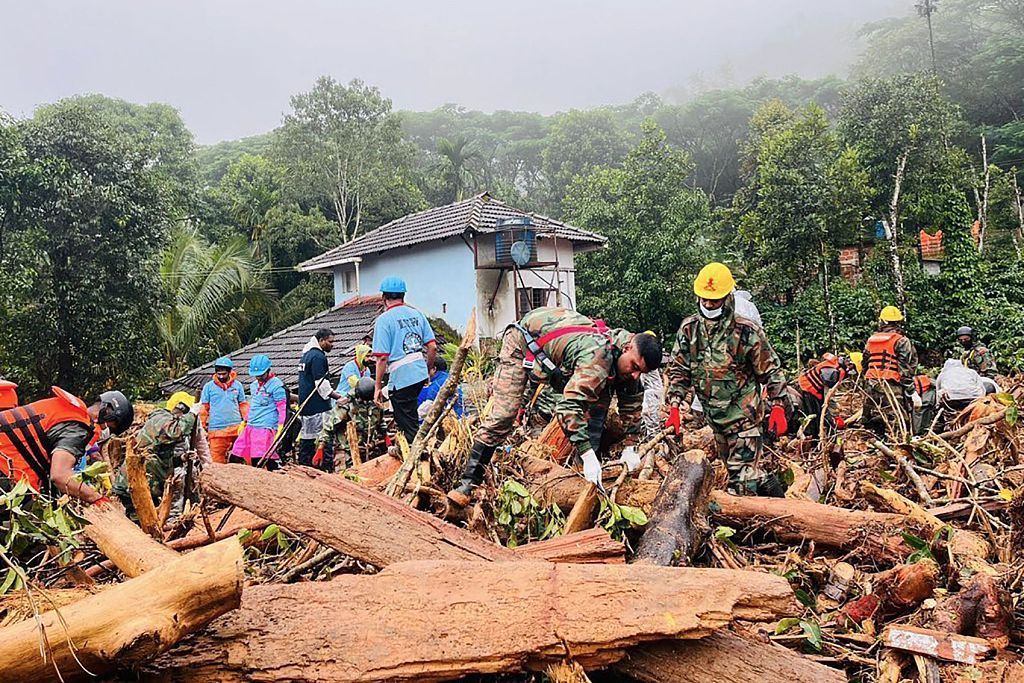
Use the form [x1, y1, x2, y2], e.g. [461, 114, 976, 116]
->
[614, 631, 847, 683]
[201, 462, 517, 565]
[0, 537, 243, 682]
[82, 501, 178, 577]
[125, 439, 163, 540]
[563, 482, 601, 534]
[842, 559, 938, 624]
[513, 528, 625, 564]
[933, 573, 1013, 650]
[882, 624, 993, 664]
[709, 490, 917, 565]
[634, 449, 710, 566]
[520, 455, 660, 513]
[147, 560, 797, 682]
[344, 452, 403, 487]
[0, 588, 97, 628]
[166, 507, 270, 551]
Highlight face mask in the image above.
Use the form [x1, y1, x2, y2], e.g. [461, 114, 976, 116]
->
[960, 339, 973, 349]
[99, 427, 111, 442]
[699, 303, 724, 319]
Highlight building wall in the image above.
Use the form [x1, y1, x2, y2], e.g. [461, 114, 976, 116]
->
[332, 238, 477, 330]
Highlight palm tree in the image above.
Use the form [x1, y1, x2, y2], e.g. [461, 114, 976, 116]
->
[156, 225, 279, 378]
[435, 135, 480, 202]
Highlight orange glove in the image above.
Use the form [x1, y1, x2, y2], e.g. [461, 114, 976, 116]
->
[664, 405, 681, 435]
[767, 405, 788, 437]
[312, 444, 324, 467]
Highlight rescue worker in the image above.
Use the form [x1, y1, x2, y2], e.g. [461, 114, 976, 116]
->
[0, 379, 18, 410]
[861, 306, 919, 436]
[298, 328, 343, 470]
[417, 356, 464, 419]
[372, 277, 437, 443]
[957, 326, 997, 379]
[936, 358, 985, 418]
[790, 353, 856, 437]
[913, 375, 938, 435]
[664, 263, 788, 496]
[0, 388, 133, 504]
[316, 376, 385, 470]
[113, 391, 197, 510]
[199, 357, 248, 464]
[337, 343, 372, 395]
[231, 355, 286, 470]
[447, 307, 662, 507]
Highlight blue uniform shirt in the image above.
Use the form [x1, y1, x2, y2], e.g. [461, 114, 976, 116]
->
[417, 370, 464, 418]
[248, 376, 286, 430]
[200, 378, 246, 431]
[372, 303, 435, 391]
[337, 359, 370, 394]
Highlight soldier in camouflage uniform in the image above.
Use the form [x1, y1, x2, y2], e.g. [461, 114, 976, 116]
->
[113, 392, 197, 509]
[523, 375, 645, 451]
[956, 326, 997, 379]
[664, 263, 789, 496]
[316, 376, 384, 470]
[447, 307, 662, 507]
[862, 306, 919, 437]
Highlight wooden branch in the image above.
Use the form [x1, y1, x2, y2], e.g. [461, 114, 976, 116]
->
[147, 560, 797, 682]
[563, 482, 601, 534]
[520, 455, 660, 513]
[872, 440, 934, 504]
[929, 408, 1007, 440]
[0, 538, 243, 682]
[82, 502, 178, 577]
[124, 439, 163, 540]
[513, 528, 625, 564]
[165, 507, 269, 552]
[346, 420, 361, 466]
[634, 449, 711, 566]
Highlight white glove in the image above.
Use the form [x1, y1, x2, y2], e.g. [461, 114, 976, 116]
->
[910, 392, 922, 409]
[581, 449, 604, 490]
[189, 402, 202, 415]
[617, 446, 641, 472]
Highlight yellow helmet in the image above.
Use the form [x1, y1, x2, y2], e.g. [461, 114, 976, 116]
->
[848, 351, 864, 375]
[693, 262, 736, 300]
[879, 305, 904, 323]
[166, 391, 195, 412]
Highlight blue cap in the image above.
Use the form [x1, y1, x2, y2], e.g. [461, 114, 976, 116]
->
[214, 356, 234, 370]
[248, 354, 272, 377]
[380, 276, 407, 294]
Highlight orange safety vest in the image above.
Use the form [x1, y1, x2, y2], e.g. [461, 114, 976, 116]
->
[914, 375, 933, 395]
[0, 387, 96, 491]
[798, 357, 841, 400]
[0, 380, 17, 410]
[865, 332, 903, 382]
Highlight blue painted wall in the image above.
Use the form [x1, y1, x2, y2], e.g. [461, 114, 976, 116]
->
[333, 238, 477, 330]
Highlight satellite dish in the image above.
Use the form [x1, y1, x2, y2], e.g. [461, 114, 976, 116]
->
[510, 240, 532, 267]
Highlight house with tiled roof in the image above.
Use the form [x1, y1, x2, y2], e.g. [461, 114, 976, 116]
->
[297, 192, 606, 339]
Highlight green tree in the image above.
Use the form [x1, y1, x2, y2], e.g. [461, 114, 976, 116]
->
[564, 122, 713, 336]
[217, 154, 282, 259]
[542, 110, 628, 211]
[434, 135, 480, 202]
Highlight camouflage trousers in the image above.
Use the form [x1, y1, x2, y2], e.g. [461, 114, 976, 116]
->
[863, 382, 911, 437]
[477, 328, 530, 447]
[711, 423, 767, 494]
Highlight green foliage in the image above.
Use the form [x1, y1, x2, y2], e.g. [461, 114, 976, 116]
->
[596, 498, 648, 542]
[543, 109, 629, 210]
[495, 479, 564, 548]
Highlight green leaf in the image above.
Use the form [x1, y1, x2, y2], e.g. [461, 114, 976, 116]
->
[901, 531, 928, 550]
[260, 524, 279, 541]
[794, 588, 816, 609]
[503, 480, 530, 498]
[618, 505, 648, 526]
[800, 620, 823, 651]
[0, 568, 18, 595]
[714, 525, 736, 541]
[775, 617, 801, 634]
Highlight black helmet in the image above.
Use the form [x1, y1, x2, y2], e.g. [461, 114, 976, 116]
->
[819, 366, 842, 389]
[354, 376, 375, 401]
[98, 390, 134, 435]
[956, 326, 974, 339]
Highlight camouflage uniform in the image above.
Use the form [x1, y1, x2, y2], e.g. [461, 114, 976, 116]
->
[113, 408, 196, 505]
[526, 377, 644, 451]
[666, 294, 787, 493]
[316, 394, 385, 470]
[478, 307, 639, 454]
[962, 343, 997, 379]
[862, 324, 918, 436]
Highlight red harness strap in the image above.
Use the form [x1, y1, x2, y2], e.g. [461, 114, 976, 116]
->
[524, 320, 610, 362]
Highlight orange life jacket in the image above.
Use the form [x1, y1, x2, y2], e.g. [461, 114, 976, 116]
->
[865, 332, 903, 382]
[0, 387, 95, 491]
[0, 380, 18, 410]
[798, 356, 841, 400]
[914, 375, 933, 395]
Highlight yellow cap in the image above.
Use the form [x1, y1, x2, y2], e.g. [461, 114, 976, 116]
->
[166, 391, 195, 412]
[880, 305, 904, 322]
[693, 262, 736, 300]
[848, 352, 863, 375]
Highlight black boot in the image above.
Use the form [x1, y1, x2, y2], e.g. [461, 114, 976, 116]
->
[757, 473, 787, 498]
[447, 442, 496, 507]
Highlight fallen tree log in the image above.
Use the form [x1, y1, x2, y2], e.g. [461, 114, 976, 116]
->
[124, 439, 163, 540]
[82, 501, 178, 577]
[0, 537, 243, 682]
[709, 490, 917, 565]
[344, 451, 403, 487]
[934, 573, 1013, 650]
[166, 507, 270, 551]
[148, 560, 797, 682]
[634, 449, 710, 566]
[513, 528, 625, 564]
[615, 631, 846, 683]
[520, 455, 660, 513]
[201, 462, 518, 565]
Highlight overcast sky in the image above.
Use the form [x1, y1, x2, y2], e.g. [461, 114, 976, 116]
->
[1, 0, 909, 144]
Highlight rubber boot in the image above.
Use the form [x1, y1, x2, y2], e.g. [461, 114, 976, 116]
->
[757, 473, 787, 498]
[447, 442, 496, 508]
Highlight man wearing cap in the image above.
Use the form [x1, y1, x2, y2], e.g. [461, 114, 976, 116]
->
[862, 306, 919, 436]
[664, 262, 789, 496]
[372, 277, 437, 443]
[199, 357, 248, 464]
[317, 376, 385, 469]
[956, 326, 997, 379]
[231, 355, 286, 470]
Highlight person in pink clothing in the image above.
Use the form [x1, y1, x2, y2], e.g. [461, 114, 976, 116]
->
[230, 355, 286, 470]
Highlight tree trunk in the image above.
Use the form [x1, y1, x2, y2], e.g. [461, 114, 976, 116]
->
[634, 449, 711, 566]
[344, 451, 403, 487]
[513, 528, 624, 564]
[709, 490, 915, 565]
[820, 238, 838, 352]
[201, 462, 518, 566]
[888, 148, 911, 314]
[0, 538, 243, 683]
[125, 439, 163, 540]
[842, 560, 939, 624]
[146, 560, 797, 682]
[615, 631, 846, 683]
[82, 502, 178, 577]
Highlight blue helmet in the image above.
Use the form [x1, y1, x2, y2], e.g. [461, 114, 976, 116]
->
[248, 354, 272, 377]
[380, 276, 407, 294]
[214, 356, 234, 370]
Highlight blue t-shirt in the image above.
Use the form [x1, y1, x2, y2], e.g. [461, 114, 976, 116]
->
[200, 377, 246, 431]
[248, 376, 286, 430]
[372, 304, 435, 391]
[336, 359, 370, 394]
[417, 370, 464, 418]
